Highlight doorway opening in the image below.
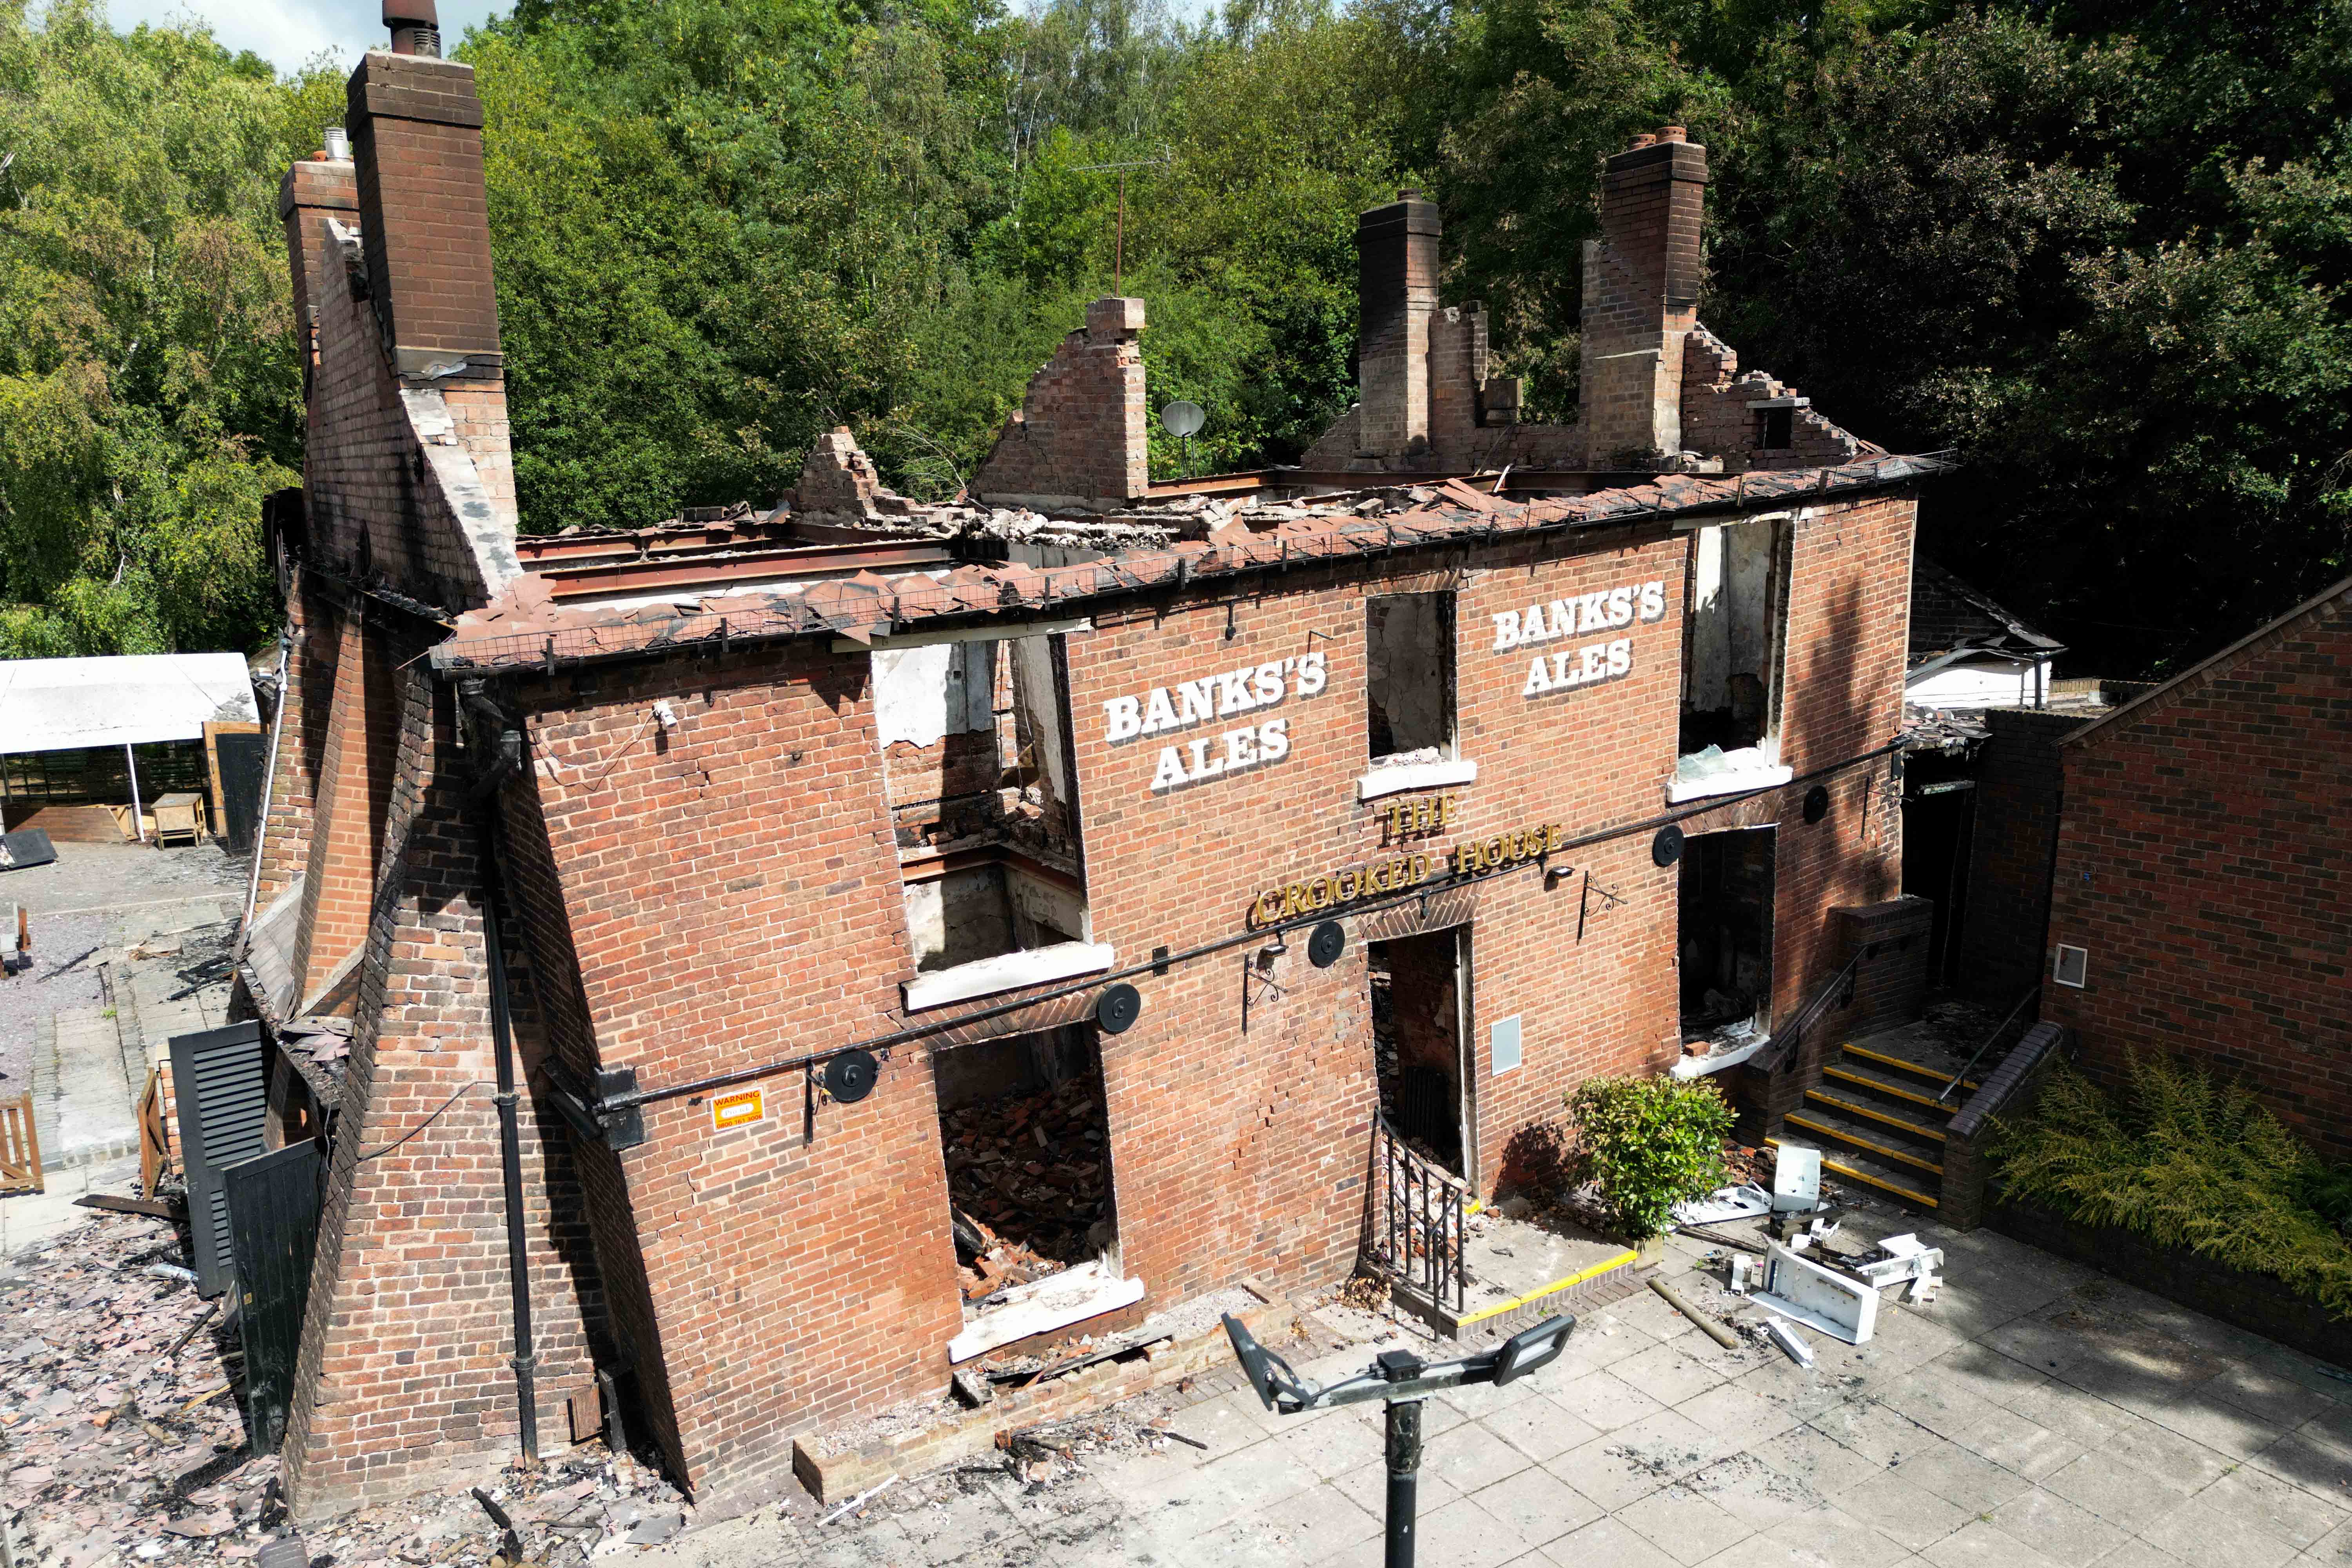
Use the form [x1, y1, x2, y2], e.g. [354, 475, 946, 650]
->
[1678, 828, 1776, 1050]
[935, 1023, 1118, 1309]
[1368, 929, 1470, 1179]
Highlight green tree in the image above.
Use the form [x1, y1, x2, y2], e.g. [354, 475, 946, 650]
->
[0, 0, 341, 656]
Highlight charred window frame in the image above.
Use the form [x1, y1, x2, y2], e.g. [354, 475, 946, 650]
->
[1366, 592, 1457, 764]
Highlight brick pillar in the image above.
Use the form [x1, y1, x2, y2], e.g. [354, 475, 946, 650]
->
[1577, 128, 1708, 467]
[346, 50, 502, 381]
[1356, 192, 1440, 463]
[278, 154, 358, 379]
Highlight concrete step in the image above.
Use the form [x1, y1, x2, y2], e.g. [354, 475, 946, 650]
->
[1803, 1086, 1947, 1145]
[1767, 1134, 1940, 1211]
[1782, 1104, 1945, 1177]
[1840, 1040, 1978, 1093]
[1819, 1059, 1965, 1120]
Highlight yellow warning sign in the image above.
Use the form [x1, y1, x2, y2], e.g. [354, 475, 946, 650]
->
[711, 1088, 765, 1131]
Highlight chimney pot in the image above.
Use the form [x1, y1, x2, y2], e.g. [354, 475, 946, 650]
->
[323, 125, 351, 160]
[385, 0, 440, 55]
[1630, 132, 1657, 149]
[1398, 187, 1422, 200]
[1660, 125, 1687, 143]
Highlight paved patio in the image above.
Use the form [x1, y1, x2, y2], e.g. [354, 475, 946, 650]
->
[653, 1205, 2352, 1567]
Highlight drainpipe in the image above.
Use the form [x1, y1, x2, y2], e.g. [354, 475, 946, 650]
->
[463, 682, 538, 1464]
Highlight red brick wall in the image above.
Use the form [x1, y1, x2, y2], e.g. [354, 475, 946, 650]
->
[253, 576, 337, 908]
[970, 298, 1149, 502]
[347, 54, 502, 366]
[283, 659, 601, 1522]
[390, 487, 1915, 1512]
[290, 601, 403, 1000]
[278, 156, 358, 377]
[505, 644, 964, 1512]
[2044, 586, 2352, 1155]
[1578, 134, 1706, 466]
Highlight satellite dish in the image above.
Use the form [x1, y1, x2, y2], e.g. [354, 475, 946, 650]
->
[1160, 401, 1205, 438]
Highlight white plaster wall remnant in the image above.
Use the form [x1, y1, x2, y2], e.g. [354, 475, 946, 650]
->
[1007, 863, 1088, 944]
[1012, 635, 1070, 809]
[399, 385, 523, 595]
[1907, 659, 2054, 709]
[902, 940, 1116, 1013]
[904, 865, 1018, 973]
[1368, 592, 1454, 758]
[873, 641, 995, 750]
[1688, 524, 1730, 713]
[1726, 521, 1776, 687]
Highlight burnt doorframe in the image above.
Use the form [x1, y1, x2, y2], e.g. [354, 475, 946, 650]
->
[1368, 920, 1479, 1190]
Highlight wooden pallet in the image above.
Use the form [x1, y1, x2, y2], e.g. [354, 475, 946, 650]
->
[0, 1092, 44, 1196]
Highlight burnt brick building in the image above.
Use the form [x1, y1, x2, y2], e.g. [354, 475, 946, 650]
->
[239, 44, 1940, 1523]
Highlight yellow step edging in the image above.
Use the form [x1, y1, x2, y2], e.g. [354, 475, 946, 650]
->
[1455, 1248, 1641, 1328]
[1767, 1136, 1941, 1209]
[1806, 1090, 1947, 1142]
[1822, 1066, 1953, 1114]
[1842, 1043, 1978, 1092]
[1783, 1113, 1945, 1176]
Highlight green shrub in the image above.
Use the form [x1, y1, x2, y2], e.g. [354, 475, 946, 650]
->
[1568, 1076, 1734, 1241]
[1990, 1053, 2352, 1318]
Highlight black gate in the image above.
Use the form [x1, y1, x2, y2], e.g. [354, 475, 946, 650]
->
[215, 731, 268, 857]
[169, 1022, 270, 1297]
[223, 1140, 322, 1454]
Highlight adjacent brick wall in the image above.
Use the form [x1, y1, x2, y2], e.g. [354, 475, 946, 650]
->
[283, 656, 601, 1522]
[2043, 582, 2352, 1156]
[252, 574, 336, 908]
[969, 298, 1149, 504]
[1957, 707, 2083, 1005]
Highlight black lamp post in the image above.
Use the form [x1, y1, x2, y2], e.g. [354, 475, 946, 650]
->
[1222, 1312, 1577, 1568]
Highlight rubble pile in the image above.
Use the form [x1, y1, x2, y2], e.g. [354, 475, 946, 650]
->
[941, 1078, 1110, 1300]
[0, 1212, 685, 1568]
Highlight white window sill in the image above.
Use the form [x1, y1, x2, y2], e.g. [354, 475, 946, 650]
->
[1667, 758, 1791, 803]
[949, 1258, 1146, 1363]
[1671, 1034, 1773, 1078]
[902, 941, 1114, 1013]
[1357, 758, 1479, 801]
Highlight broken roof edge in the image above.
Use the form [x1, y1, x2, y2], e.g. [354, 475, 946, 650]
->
[426, 453, 1953, 679]
[2058, 570, 2352, 751]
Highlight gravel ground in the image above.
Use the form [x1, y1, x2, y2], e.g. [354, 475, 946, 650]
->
[0, 842, 247, 917]
[0, 912, 110, 1091]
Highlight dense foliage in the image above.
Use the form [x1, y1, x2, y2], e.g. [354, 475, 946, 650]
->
[4, 0, 2347, 672]
[1566, 1074, 1733, 1240]
[1992, 1054, 2352, 1319]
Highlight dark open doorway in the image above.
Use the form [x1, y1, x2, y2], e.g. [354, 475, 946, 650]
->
[1369, 929, 1470, 1179]
[934, 1024, 1118, 1305]
[1679, 828, 1776, 1049]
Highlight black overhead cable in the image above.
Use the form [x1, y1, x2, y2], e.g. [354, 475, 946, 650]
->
[589, 737, 1906, 1118]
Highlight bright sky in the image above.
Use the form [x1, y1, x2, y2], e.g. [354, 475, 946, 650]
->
[105, 0, 509, 75]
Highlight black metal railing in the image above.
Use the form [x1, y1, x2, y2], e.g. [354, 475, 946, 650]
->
[1938, 984, 2040, 1105]
[1750, 947, 1866, 1077]
[1369, 1112, 1468, 1314]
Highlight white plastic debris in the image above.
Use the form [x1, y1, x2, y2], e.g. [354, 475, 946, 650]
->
[1765, 1318, 1815, 1367]
[1750, 1241, 1878, 1345]
[1772, 1147, 1824, 1212]
[1855, 1232, 1944, 1304]
[1672, 1183, 1773, 1225]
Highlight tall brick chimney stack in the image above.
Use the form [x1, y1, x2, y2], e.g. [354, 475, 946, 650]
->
[1578, 126, 1708, 467]
[278, 147, 358, 377]
[1356, 190, 1442, 462]
[346, 44, 501, 382]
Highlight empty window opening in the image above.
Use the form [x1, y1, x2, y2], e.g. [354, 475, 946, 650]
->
[1679, 828, 1775, 1048]
[1679, 520, 1790, 789]
[871, 632, 1082, 863]
[937, 1024, 1118, 1312]
[1369, 929, 1470, 1179]
[904, 856, 1085, 974]
[1367, 593, 1455, 764]
[1756, 405, 1793, 450]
